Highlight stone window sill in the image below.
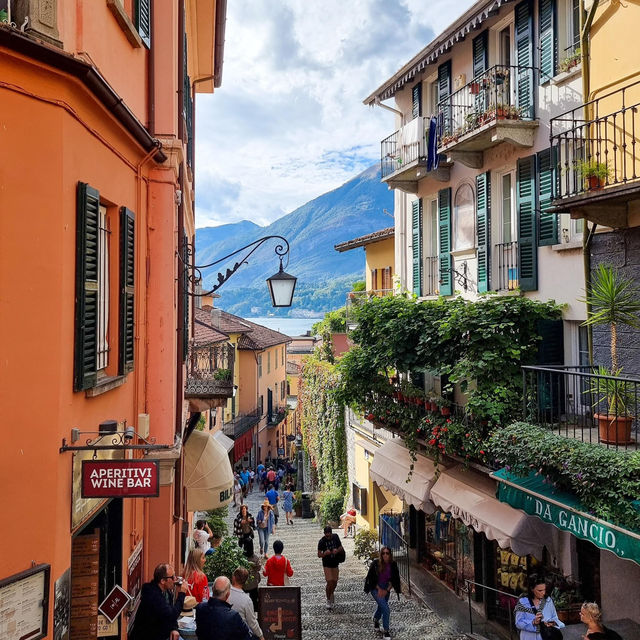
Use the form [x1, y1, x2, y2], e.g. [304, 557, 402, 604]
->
[85, 375, 127, 397]
[550, 65, 582, 86]
[106, 0, 143, 48]
[552, 240, 583, 252]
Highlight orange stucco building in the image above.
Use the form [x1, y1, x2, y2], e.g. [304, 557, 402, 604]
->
[0, 1, 230, 638]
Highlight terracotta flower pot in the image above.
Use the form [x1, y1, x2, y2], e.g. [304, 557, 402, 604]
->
[595, 413, 633, 444]
[587, 175, 605, 190]
[440, 407, 451, 416]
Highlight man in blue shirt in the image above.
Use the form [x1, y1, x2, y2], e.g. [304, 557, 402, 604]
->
[265, 484, 279, 524]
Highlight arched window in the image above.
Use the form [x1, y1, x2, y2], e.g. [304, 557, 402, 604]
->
[453, 183, 475, 251]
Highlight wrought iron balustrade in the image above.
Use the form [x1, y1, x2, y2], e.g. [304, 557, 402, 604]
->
[550, 79, 640, 200]
[185, 342, 235, 398]
[522, 365, 640, 450]
[495, 241, 519, 291]
[381, 115, 430, 178]
[423, 256, 439, 296]
[222, 409, 261, 439]
[268, 407, 287, 427]
[437, 64, 537, 148]
[345, 289, 393, 331]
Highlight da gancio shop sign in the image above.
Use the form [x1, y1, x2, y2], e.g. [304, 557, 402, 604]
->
[82, 460, 160, 498]
[494, 470, 640, 564]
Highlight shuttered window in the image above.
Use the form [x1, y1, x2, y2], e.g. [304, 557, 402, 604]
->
[371, 269, 378, 291]
[537, 148, 558, 245]
[473, 31, 488, 79]
[412, 83, 422, 119]
[74, 183, 100, 391]
[381, 267, 393, 291]
[517, 155, 538, 291]
[437, 60, 452, 136]
[135, 0, 151, 48]
[412, 199, 423, 296]
[476, 172, 491, 293]
[119, 207, 135, 374]
[438, 188, 453, 296]
[515, 0, 534, 119]
[539, 0, 556, 82]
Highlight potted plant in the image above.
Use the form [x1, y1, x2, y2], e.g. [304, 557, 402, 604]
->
[353, 528, 379, 562]
[582, 264, 640, 444]
[550, 583, 583, 624]
[470, 81, 480, 95]
[293, 490, 303, 517]
[213, 367, 233, 382]
[559, 48, 581, 73]
[576, 159, 611, 190]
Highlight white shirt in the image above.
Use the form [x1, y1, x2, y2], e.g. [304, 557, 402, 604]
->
[228, 586, 262, 638]
[193, 529, 210, 553]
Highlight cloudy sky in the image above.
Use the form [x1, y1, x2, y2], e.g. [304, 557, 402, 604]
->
[194, 0, 476, 229]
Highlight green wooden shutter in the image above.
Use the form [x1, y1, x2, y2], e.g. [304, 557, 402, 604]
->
[119, 207, 135, 375]
[412, 83, 422, 119]
[438, 188, 453, 296]
[74, 182, 100, 391]
[438, 60, 452, 136]
[537, 148, 558, 246]
[473, 31, 488, 79]
[515, 0, 534, 119]
[476, 172, 491, 293]
[517, 155, 538, 291]
[412, 199, 423, 296]
[539, 0, 556, 83]
[136, 0, 151, 48]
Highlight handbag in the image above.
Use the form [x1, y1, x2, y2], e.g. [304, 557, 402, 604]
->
[335, 548, 346, 564]
[539, 623, 563, 640]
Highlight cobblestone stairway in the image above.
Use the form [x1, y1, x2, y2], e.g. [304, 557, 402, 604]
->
[226, 490, 467, 640]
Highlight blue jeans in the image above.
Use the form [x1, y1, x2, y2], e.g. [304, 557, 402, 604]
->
[370, 587, 390, 631]
[258, 527, 270, 554]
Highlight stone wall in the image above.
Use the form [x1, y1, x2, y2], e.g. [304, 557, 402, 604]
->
[590, 228, 640, 374]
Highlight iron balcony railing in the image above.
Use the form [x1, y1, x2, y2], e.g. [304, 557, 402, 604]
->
[522, 365, 640, 450]
[268, 407, 287, 427]
[185, 342, 235, 398]
[381, 115, 430, 179]
[222, 409, 261, 439]
[550, 79, 640, 200]
[495, 241, 519, 291]
[437, 64, 537, 148]
[345, 289, 393, 331]
[423, 256, 439, 296]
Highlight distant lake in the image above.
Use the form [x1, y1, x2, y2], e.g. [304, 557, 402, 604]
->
[247, 317, 318, 337]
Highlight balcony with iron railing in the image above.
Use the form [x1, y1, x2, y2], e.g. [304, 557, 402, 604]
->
[345, 289, 393, 332]
[184, 342, 235, 410]
[422, 256, 439, 296]
[380, 116, 450, 191]
[222, 409, 261, 439]
[436, 65, 539, 167]
[267, 407, 287, 427]
[522, 365, 640, 451]
[495, 241, 519, 291]
[550, 79, 640, 226]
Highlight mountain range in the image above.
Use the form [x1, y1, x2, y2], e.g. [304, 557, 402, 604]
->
[195, 164, 394, 317]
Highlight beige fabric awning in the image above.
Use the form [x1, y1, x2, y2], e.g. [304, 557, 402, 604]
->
[369, 440, 439, 513]
[184, 430, 234, 511]
[213, 430, 234, 453]
[430, 465, 552, 557]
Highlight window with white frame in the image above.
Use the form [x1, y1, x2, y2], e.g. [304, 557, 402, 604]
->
[428, 79, 439, 116]
[453, 183, 475, 251]
[500, 172, 516, 243]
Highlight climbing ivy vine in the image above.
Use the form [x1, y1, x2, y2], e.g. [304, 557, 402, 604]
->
[299, 355, 347, 493]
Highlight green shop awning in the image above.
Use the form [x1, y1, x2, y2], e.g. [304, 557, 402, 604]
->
[491, 468, 640, 565]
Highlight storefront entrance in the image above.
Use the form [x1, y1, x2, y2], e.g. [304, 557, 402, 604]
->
[577, 538, 601, 603]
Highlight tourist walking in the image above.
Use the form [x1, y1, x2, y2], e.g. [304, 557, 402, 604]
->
[282, 484, 294, 525]
[580, 602, 623, 639]
[233, 505, 255, 548]
[130, 563, 189, 640]
[228, 567, 264, 640]
[256, 499, 275, 557]
[265, 483, 280, 524]
[364, 546, 401, 640]
[263, 540, 294, 586]
[233, 475, 243, 508]
[515, 575, 564, 640]
[193, 520, 215, 555]
[242, 539, 262, 611]
[195, 576, 253, 640]
[317, 525, 344, 610]
[184, 549, 210, 603]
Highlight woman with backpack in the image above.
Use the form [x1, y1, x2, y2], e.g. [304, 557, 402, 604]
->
[233, 504, 255, 548]
[363, 546, 401, 640]
[256, 500, 275, 558]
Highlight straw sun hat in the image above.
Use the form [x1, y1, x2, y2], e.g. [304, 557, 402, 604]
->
[181, 596, 198, 617]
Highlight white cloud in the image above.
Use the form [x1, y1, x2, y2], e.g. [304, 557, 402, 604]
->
[194, 0, 477, 228]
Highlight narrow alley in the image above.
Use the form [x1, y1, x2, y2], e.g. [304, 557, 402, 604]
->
[227, 492, 467, 640]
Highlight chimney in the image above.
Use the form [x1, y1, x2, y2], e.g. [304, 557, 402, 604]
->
[210, 308, 222, 330]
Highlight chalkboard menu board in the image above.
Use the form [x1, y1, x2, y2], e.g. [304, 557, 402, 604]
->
[0, 564, 50, 640]
[258, 586, 301, 640]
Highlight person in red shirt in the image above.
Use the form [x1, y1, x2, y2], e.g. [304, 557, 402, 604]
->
[262, 540, 293, 586]
[266, 468, 276, 484]
[184, 548, 210, 602]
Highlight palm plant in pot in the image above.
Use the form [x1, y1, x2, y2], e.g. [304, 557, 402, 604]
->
[582, 264, 640, 444]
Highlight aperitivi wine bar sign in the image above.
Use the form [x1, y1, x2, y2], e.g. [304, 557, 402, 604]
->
[81, 460, 160, 498]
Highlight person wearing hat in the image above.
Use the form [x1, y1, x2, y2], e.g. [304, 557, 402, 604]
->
[340, 508, 357, 537]
[130, 563, 189, 640]
[195, 576, 252, 640]
[255, 500, 275, 558]
[181, 595, 198, 617]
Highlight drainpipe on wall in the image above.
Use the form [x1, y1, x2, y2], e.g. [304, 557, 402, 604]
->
[580, 0, 600, 365]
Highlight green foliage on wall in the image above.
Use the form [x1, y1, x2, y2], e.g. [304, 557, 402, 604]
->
[299, 355, 347, 493]
[488, 422, 640, 530]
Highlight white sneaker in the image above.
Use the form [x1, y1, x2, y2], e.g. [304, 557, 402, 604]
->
[326, 598, 332, 610]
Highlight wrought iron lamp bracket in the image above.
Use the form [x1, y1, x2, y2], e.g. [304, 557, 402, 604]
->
[60, 429, 175, 455]
[441, 261, 475, 292]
